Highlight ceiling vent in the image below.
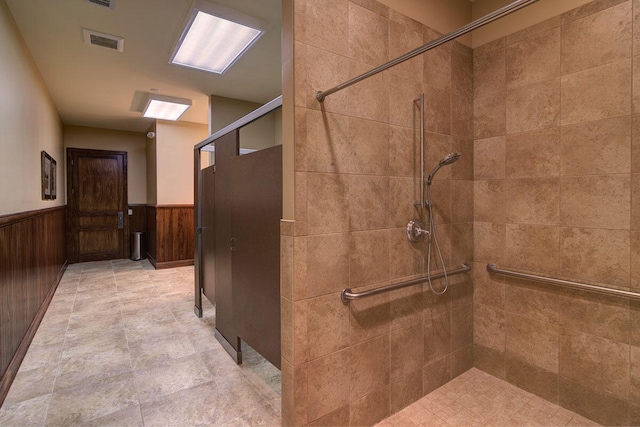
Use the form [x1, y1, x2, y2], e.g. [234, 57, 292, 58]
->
[82, 28, 124, 52]
[85, 0, 114, 9]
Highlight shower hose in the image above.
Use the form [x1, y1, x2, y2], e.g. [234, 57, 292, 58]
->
[426, 185, 449, 295]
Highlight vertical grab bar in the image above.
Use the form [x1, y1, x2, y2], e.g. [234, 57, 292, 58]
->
[414, 93, 425, 209]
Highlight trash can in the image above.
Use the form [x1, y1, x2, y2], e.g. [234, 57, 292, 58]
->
[131, 231, 145, 261]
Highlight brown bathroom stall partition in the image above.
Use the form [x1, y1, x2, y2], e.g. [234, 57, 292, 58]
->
[203, 130, 282, 369]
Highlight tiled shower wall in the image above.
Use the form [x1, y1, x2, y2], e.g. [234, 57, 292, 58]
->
[281, 0, 474, 425]
[472, 0, 640, 425]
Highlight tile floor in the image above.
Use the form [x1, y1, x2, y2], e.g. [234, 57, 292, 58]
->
[377, 368, 600, 427]
[0, 259, 281, 426]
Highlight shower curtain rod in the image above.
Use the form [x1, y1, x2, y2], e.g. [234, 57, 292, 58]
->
[341, 262, 471, 302]
[487, 264, 640, 302]
[316, 0, 540, 102]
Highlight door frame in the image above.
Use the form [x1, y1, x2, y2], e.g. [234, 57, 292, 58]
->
[66, 148, 128, 263]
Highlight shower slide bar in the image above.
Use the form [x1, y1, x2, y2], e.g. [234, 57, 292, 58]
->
[316, 0, 540, 102]
[341, 262, 471, 302]
[487, 263, 640, 302]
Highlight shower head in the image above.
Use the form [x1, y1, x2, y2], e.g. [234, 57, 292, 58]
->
[427, 152, 461, 185]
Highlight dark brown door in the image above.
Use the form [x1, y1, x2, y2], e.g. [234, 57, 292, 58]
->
[201, 163, 216, 305]
[231, 145, 282, 368]
[67, 149, 128, 263]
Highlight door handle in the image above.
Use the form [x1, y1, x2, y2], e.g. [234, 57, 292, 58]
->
[117, 211, 124, 229]
[230, 237, 237, 251]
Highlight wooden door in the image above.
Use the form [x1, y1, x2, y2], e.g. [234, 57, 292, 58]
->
[231, 145, 282, 368]
[201, 163, 216, 305]
[67, 149, 128, 263]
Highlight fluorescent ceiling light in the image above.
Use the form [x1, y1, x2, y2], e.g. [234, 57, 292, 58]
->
[142, 94, 192, 121]
[171, 1, 265, 74]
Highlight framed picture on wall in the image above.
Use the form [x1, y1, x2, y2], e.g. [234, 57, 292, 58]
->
[41, 151, 56, 200]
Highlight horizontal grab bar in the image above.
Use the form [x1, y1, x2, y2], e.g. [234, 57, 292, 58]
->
[487, 263, 640, 302]
[341, 263, 471, 302]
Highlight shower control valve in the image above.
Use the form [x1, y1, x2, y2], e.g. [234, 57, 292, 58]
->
[406, 219, 429, 243]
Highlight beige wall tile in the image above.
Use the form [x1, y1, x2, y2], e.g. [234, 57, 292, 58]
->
[561, 1, 632, 75]
[474, 46, 505, 98]
[506, 15, 561, 46]
[390, 323, 424, 380]
[633, 174, 640, 230]
[307, 294, 350, 360]
[560, 227, 631, 289]
[307, 173, 349, 234]
[294, 300, 310, 364]
[389, 126, 419, 178]
[348, 175, 389, 231]
[451, 223, 474, 267]
[423, 355, 451, 394]
[505, 127, 560, 178]
[281, 297, 294, 364]
[505, 224, 561, 275]
[505, 282, 559, 324]
[560, 0, 628, 25]
[634, 115, 640, 173]
[423, 27, 451, 91]
[349, 385, 390, 426]
[452, 138, 474, 181]
[505, 315, 559, 373]
[390, 371, 423, 414]
[560, 175, 631, 229]
[451, 305, 473, 351]
[347, 62, 389, 123]
[474, 37, 505, 58]
[388, 74, 423, 129]
[307, 350, 350, 422]
[474, 263, 505, 309]
[282, 359, 309, 426]
[561, 59, 632, 125]
[558, 292, 630, 343]
[293, 236, 308, 300]
[505, 178, 560, 225]
[506, 28, 560, 89]
[451, 44, 473, 101]
[298, 0, 349, 56]
[388, 177, 420, 229]
[281, 235, 294, 300]
[349, 335, 390, 401]
[349, 230, 390, 287]
[632, 345, 640, 403]
[425, 133, 455, 180]
[305, 109, 350, 174]
[306, 233, 349, 298]
[635, 0, 640, 56]
[305, 45, 351, 115]
[295, 172, 308, 221]
[559, 329, 630, 400]
[427, 179, 452, 225]
[424, 84, 451, 135]
[348, 2, 389, 67]
[559, 377, 630, 427]
[389, 228, 424, 280]
[632, 232, 640, 291]
[294, 41, 309, 109]
[474, 304, 505, 352]
[505, 356, 559, 403]
[306, 405, 349, 427]
[474, 222, 506, 264]
[390, 284, 424, 332]
[473, 343, 506, 380]
[388, 19, 423, 81]
[349, 291, 390, 345]
[450, 345, 473, 378]
[474, 92, 506, 139]
[350, 0, 389, 17]
[450, 273, 473, 309]
[474, 180, 505, 223]
[424, 312, 451, 363]
[451, 180, 473, 223]
[451, 92, 474, 140]
[474, 137, 505, 180]
[348, 117, 389, 175]
[506, 78, 561, 134]
[561, 116, 632, 176]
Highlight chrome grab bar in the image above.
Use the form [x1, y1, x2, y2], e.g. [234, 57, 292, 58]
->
[341, 262, 471, 303]
[414, 93, 425, 209]
[487, 263, 640, 302]
[316, 0, 540, 102]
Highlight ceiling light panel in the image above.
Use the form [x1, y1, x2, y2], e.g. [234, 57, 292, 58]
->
[143, 94, 192, 121]
[170, 1, 266, 75]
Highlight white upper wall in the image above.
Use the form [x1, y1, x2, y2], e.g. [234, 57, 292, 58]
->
[155, 121, 208, 205]
[0, 0, 63, 215]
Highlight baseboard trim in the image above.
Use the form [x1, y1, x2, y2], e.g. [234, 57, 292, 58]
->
[146, 252, 157, 268]
[0, 259, 68, 407]
[154, 259, 194, 270]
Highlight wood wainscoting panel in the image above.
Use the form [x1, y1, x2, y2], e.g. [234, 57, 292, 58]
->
[145, 205, 194, 269]
[0, 206, 67, 406]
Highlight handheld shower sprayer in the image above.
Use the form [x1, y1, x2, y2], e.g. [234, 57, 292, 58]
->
[426, 152, 460, 295]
